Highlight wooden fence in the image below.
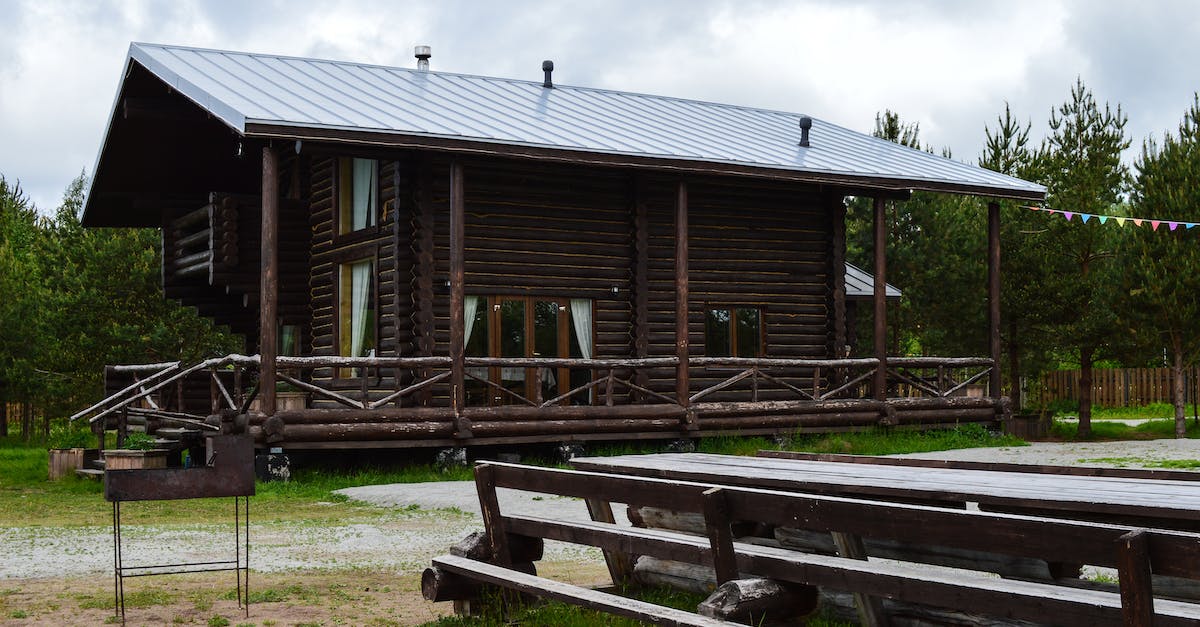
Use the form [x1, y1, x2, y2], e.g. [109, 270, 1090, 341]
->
[1040, 367, 1200, 407]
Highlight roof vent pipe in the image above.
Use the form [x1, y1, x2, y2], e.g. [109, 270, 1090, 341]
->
[798, 116, 812, 147]
[414, 45, 432, 71]
[542, 60, 554, 88]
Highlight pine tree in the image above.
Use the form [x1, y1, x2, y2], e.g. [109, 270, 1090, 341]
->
[1038, 78, 1130, 437]
[1123, 94, 1200, 437]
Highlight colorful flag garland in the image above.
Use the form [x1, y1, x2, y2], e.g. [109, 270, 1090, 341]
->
[1023, 206, 1200, 233]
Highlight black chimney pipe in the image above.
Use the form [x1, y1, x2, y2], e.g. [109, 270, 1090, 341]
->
[542, 60, 554, 88]
[799, 116, 812, 147]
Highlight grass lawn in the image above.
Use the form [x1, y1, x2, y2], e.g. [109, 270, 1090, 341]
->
[1048, 417, 1200, 441]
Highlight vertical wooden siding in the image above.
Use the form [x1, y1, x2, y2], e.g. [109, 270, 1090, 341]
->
[1040, 367, 1200, 407]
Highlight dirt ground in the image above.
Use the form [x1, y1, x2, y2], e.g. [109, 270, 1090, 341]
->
[0, 561, 610, 626]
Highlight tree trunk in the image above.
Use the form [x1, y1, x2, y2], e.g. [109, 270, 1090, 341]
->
[1078, 346, 1093, 438]
[1172, 332, 1187, 438]
[0, 402, 7, 438]
[1006, 321, 1021, 410]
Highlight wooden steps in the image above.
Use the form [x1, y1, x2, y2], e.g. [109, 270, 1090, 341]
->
[431, 555, 736, 627]
[75, 468, 104, 480]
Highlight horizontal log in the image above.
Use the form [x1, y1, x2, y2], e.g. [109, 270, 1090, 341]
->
[282, 421, 456, 441]
[693, 399, 884, 416]
[469, 418, 681, 436]
[172, 204, 211, 229]
[174, 261, 212, 278]
[893, 408, 997, 422]
[174, 227, 213, 250]
[889, 357, 994, 368]
[696, 413, 881, 430]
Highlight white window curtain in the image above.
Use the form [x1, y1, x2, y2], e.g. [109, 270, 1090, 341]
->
[350, 260, 372, 358]
[570, 299, 593, 359]
[464, 296, 480, 345]
[351, 158, 377, 230]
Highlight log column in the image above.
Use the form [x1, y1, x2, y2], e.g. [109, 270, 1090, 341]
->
[872, 196, 887, 401]
[675, 181, 694, 428]
[449, 162, 470, 437]
[260, 146, 280, 417]
[988, 200, 1002, 399]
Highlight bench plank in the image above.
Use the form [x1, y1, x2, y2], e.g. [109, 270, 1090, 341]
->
[501, 515, 1200, 627]
[431, 555, 735, 627]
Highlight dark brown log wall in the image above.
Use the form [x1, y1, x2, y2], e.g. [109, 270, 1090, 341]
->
[645, 179, 832, 398]
[304, 154, 834, 405]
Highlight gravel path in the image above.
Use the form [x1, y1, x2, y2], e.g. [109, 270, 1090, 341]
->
[4, 439, 1197, 580]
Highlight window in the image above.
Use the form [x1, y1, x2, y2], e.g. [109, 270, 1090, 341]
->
[337, 157, 378, 235]
[338, 258, 376, 377]
[705, 307, 763, 357]
[279, 323, 301, 356]
[463, 295, 593, 406]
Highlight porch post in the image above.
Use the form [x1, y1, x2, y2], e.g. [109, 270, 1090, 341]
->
[872, 196, 887, 401]
[988, 200, 1002, 399]
[449, 161, 469, 437]
[675, 181, 693, 426]
[260, 146, 279, 417]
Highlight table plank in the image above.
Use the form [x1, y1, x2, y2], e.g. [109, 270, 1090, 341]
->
[571, 453, 1200, 527]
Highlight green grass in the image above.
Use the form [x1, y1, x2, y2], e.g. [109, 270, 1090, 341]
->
[1049, 418, 1200, 441]
[0, 436, 474, 527]
[1046, 401, 1194, 421]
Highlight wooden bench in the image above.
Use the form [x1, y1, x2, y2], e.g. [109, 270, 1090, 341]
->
[423, 461, 1200, 626]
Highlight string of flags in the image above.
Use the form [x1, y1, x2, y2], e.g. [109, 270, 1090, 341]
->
[1023, 206, 1199, 232]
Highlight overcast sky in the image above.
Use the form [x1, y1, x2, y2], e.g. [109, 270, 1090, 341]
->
[1, 0, 1198, 212]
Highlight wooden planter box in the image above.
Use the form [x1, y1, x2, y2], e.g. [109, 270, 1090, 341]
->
[250, 391, 308, 412]
[1006, 411, 1050, 440]
[103, 449, 170, 471]
[48, 448, 100, 480]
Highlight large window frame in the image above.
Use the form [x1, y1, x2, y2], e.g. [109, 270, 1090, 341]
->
[333, 249, 379, 380]
[704, 305, 765, 358]
[335, 157, 380, 243]
[463, 295, 594, 406]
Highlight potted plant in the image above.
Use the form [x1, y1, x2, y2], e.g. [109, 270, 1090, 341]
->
[104, 432, 170, 471]
[47, 426, 99, 480]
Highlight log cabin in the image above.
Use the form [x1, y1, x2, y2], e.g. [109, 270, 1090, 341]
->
[77, 43, 1044, 452]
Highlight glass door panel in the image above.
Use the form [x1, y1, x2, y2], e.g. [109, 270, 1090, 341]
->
[464, 296, 489, 406]
[534, 301, 560, 402]
[497, 299, 526, 404]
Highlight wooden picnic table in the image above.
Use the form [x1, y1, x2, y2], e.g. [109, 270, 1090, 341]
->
[570, 452, 1200, 531]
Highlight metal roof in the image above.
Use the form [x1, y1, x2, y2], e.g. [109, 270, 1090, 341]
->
[119, 42, 1045, 200]
[845, 263, 900, 299]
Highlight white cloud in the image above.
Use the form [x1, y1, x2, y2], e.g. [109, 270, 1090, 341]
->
[0, 0, 1197, 210]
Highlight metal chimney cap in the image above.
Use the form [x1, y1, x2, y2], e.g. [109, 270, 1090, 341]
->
[798, 116, 813, 147]
[414, 45, 432, 60]
[542, 60, 554, 71]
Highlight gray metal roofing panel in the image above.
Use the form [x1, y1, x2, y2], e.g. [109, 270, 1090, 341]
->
[124, 42, 1045, 197]
[845, 263, 900, 299]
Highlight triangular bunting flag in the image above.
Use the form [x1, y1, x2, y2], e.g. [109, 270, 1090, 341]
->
[1169, 222, 1180, 231]
[1116, 217, 1127, 227]
[1064, 212, 1074, 221]
[1133, 219, 1144, 227]
[1081, 214, 1092, 223]
[1098, 216, 1109, 225]
[1151, 220, 1161, 231]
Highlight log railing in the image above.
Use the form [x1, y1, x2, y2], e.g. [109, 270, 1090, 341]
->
[886, 357, 994, 399]
[72, 355, 995, 433]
